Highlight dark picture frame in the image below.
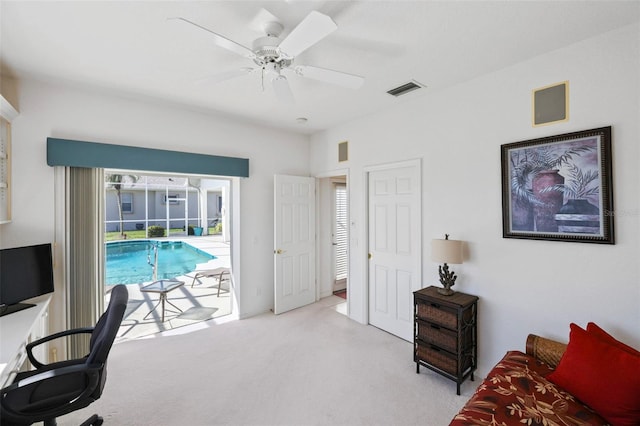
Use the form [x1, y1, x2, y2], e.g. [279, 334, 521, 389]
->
[501, 126, 614, 244]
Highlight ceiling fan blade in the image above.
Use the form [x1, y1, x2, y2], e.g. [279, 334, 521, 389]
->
[168, 17, 255, 59]
[249, 8, 281, 33]
[272, 75, 295, 104]
[295, 65, 364, 89]
[195, 67, 255, 85]
[278, 11, 337, 58]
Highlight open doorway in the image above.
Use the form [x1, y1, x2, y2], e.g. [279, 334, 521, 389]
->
[333, 180, 347, 297]
[317, 174, 348, 316]
[104, 169, 234, 339]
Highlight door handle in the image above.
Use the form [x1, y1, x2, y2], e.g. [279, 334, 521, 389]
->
[368, 253, 372, 259]
[275, 249, 284, 254]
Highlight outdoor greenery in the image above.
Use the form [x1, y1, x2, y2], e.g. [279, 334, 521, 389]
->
[148, 225, 166, 237]
[105, 173, 138, 237]
[105, 226, 221, 241]
[105, 230, 147, 241]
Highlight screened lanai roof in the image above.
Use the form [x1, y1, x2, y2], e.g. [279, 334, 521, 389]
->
[105, 172, 226, 191]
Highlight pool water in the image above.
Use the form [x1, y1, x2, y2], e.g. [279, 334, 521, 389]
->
[106, 240, 215, 285]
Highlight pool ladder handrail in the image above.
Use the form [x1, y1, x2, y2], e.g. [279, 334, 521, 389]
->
[146, 242, 159, 281]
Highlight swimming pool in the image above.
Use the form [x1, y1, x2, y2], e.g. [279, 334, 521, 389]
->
[106, 240, 215, 285]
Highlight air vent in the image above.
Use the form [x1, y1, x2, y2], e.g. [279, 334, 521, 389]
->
[386, 80, 425, 97]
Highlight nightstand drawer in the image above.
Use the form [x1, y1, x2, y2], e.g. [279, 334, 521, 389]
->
[416, 343, 473, 377]
[416, 300, 457, 328]
[417, 320, 457, 352]
[416, 344, 459, 376]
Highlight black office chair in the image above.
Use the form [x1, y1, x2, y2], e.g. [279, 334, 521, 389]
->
[0, 284, 128, 426]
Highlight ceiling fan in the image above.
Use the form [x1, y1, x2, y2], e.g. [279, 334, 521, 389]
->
[170, 11, 365, 104]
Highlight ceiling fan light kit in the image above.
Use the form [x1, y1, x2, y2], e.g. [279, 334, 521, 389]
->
[172, 10, 365, 103]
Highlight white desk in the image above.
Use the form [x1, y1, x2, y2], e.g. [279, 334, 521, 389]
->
[0, 294, 51, 388]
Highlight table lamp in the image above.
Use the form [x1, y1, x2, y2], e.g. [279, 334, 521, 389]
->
[431, 234, 463, 296]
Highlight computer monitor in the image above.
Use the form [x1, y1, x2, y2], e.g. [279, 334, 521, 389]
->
[0, 243, 55, 317]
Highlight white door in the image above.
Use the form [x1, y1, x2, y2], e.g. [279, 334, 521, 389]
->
[274, 175, 316, 314]
[368, 161, 421, 341]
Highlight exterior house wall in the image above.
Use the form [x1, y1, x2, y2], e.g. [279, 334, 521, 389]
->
[104, 179, 225, 232]
[105, 189, 203, 231]
[104, 190, 150, 232]
[205, 193, 222, 225]
[150, 189, 194, 229]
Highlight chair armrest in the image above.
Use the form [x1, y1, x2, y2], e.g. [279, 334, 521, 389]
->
[2, 362, 101, 392]
[526, 334, 567, 369]
[0, 363, 103, 420]
[26, 327, 94, 368]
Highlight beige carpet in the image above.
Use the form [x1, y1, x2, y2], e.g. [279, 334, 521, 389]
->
[59, 296, 472, 425]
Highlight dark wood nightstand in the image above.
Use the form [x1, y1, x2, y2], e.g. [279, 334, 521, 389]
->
[413, 286, 478, 395]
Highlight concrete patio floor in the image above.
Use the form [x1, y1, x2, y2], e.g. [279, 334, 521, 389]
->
[107, 234, 233, 341]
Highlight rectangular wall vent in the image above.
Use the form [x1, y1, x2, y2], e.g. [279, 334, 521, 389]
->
[386, 80, 424, 97]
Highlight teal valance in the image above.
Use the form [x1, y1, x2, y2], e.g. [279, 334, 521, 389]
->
[47, 138, 249, 177]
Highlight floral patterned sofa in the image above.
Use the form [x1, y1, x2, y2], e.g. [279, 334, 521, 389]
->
[450, 323, 640, 426]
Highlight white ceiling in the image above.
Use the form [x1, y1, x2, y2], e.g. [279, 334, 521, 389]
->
[1, 1, 639, 135]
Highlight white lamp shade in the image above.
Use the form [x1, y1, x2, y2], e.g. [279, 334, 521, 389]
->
[431, 238, 463, 264]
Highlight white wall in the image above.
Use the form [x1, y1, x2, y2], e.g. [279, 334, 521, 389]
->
[0, 78, 310, 341]
[310, 23, 640, 376]
[1, 21, 637, 382]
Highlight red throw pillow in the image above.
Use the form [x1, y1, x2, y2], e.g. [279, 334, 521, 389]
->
[586, 322, 640, 357]
[547, 323, 640, 426]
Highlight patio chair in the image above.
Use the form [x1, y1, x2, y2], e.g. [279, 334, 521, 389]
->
[0, 284, 128, 426]
[191, 267, 231, 296]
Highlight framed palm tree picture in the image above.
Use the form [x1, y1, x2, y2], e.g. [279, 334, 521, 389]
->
[501, 126, 614, 244]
